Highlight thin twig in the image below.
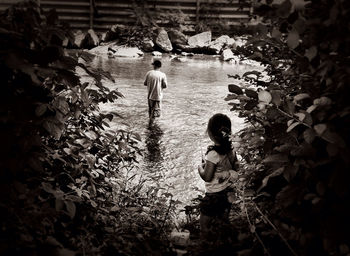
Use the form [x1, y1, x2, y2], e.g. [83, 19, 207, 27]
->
[254, 203, 298, 256]
[242, 187, 271, 256]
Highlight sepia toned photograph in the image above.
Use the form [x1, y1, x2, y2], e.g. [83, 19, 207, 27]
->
[1, 0, 349, 255]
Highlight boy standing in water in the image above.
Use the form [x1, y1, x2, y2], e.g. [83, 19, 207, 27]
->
[144, 60, 167, 119]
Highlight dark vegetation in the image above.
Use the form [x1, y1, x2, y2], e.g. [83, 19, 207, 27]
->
[1, 0, 349, 255]
[0, 1, 176, 255]
[214, 0, 350, 255]
[180, 0, 350, 255]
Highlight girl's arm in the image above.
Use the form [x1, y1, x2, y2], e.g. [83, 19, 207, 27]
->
[198, 160, 216, 182]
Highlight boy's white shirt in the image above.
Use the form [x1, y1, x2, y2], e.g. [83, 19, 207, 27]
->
[144, 70, 167, 101]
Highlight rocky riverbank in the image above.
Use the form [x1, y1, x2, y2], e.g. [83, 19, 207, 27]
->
[66, 25, 250, 62]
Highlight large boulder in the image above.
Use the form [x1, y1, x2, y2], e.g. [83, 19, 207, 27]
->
[168, 29, 188, 48]
[113, 46, 144, 58]
[104, 24, 128, 42]
[72, 30, 85, 48]
[89, 43, 143, 58]
[89, 42, 115, 55]
[100, 32, 108, 43]
[62, 37, 69, 47]
[170, 230, 190, 247]
[155, 28, 173, 52]
[234, 37, 247, 48]
[188, 31, 212, 48]
[221, 48, 235, 61]
[82, 29, 100, 49]
[142, 38, 154, 52]
[208, 35, 236, 54]
[152, 51, 162, 56]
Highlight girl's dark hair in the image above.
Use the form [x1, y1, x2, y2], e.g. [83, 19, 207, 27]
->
[206, 113, 232, 155]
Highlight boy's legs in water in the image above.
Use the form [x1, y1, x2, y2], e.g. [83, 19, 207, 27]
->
[148, 99, 161, 119]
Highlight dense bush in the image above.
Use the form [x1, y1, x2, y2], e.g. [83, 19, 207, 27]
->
[224, 0, 350, 255]
[0, 1, 176, 255]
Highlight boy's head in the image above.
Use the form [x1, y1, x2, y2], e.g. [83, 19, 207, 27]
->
[152, 60, 162, 68]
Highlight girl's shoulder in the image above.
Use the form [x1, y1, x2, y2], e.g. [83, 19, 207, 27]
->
[206, 146, 223, 164]
[207, 145, 235, 155]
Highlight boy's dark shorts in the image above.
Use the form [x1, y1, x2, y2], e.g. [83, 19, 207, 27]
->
[199, 187, 233, 217]
[148, 99, 161, 118]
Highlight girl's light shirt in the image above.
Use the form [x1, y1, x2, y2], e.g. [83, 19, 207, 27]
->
[204, 150, 236, 193]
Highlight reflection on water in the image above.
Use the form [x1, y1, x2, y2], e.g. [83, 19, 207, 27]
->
[145, 120, 164, 167]
[95, 53, 263, 211]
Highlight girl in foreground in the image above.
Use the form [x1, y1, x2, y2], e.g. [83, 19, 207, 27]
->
[198, 113, 239, 239]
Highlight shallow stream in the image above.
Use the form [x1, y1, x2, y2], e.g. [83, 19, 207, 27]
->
[91, 54, 259, 212]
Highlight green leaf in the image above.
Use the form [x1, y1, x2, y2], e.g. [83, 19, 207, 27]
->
[85, 131, 98, 140]
[293, 93, 310, 102]
[244, 100, 257, 110]
[35, 104, 47, 116]
[263, 154, 289, 163]
[287, 119, 294, 127]
[287, 29, 300, 49]
[326, 143, 338, 156]
[65, 195, 82, 202]
[287, 121, 300, 132]
[274, 143, 294, 153]
[321, 130, 346, 147]
[291, 143, 315, 157]
[250, 225, 256, 233]
[291, 0, 309, 10]
[294, 112, 306, 122]
[276, 184, 302, 207]
[258, 90, 272, 103]
[91, 200, 97, 208]
[271, 28, 282, 40]
[133, 132, 142, 141]
[329, 3, 339, 21]
[65, 201, 76, 219]
[104, 113, 113, 121]
[314, 123, 327, 135]
[224, 94, 237, 101]
[302, 111, 313, 126]
[228, 84, 243, 95]
[305, 46, 317, 61]
[303, 128, 315, 143]
[245, 89, 258, 99]
[243, 71, 261, 78]
[55, 198, 64, 211]
[42, 182, 55, 194]
[306, 105, 317, 113]
[313, 97, 332, 106]
[277, 0, 292, 18]
[271, 90, 281, 106]
[284, 100, 295, 115]
[283, 165, 299, 182]
[293, 18, 306, 34]
[43, 120, 63, 140]
[257, 167, 284, 192]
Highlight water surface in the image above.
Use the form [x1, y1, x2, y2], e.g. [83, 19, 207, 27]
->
[92, 54, 256, 210]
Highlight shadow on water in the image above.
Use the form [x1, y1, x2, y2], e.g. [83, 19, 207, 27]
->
[144, 119, 164, 171]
